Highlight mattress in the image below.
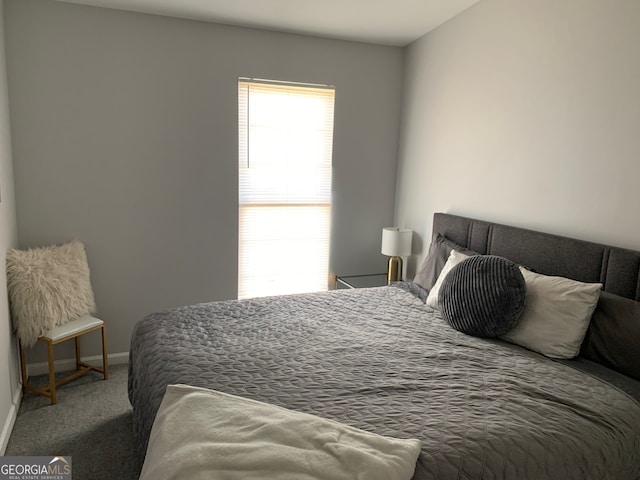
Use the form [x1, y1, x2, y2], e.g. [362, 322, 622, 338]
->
[128, 284, 640, 479]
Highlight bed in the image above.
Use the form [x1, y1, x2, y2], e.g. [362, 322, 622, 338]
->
[128, 213, 640, 479]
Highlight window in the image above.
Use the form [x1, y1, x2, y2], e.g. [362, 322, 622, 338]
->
[238, 79, 335, 299]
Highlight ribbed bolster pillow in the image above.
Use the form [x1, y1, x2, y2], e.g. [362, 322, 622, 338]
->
[439, 255, 526, 338]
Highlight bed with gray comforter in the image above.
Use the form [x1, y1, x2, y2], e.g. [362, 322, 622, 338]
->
[128, 214, 640, 479]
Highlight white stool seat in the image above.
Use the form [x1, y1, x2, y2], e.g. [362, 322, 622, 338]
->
[41, 315, 104, 342]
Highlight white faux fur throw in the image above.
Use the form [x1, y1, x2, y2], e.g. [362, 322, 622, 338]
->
[139, 384, 421, 480]
[6, 240, 97, 346]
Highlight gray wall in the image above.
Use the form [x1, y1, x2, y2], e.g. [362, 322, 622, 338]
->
[0, 0, 20, 453]
[5, 0, 404, 359]
[396, 0, 640, 278]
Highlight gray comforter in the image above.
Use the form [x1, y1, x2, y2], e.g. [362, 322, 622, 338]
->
[128, 285, 640, 479]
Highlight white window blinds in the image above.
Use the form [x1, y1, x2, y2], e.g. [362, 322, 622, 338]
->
[238, 79, 335, 299]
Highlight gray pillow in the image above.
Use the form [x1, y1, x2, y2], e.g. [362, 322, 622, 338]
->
[413, 234, 478, 292]
[439, 255, 526, 338]
[580, 291, 640, 381]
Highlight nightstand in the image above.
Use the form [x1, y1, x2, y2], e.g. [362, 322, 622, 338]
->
[335, 273, 388, 289]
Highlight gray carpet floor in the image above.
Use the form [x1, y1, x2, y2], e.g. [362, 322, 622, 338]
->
[5, 364, 141, 479]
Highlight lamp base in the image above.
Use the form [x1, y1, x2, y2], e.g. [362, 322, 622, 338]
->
[387, 256, 403, 284]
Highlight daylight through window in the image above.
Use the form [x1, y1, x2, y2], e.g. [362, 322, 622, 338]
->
[238, 79, 335, 299]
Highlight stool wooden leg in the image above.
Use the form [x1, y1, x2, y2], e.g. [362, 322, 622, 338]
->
[101, 325, 109, 380]
[19, 339, 28, 393]
[46, 340, 57, 405]
[75, 336, 81, 370]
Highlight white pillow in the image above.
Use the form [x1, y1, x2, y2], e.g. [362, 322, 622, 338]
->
[426, 249, 471, 309]
[6, 240, 97, 346]
[501, 268, 602, 359]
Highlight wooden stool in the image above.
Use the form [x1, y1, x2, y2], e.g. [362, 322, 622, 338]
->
[19, 316, 109, 405]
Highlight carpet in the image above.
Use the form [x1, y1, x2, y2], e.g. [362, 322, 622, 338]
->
[5, 364, 140, 479]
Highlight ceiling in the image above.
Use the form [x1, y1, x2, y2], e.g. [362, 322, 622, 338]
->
[56, 0, 481, 46]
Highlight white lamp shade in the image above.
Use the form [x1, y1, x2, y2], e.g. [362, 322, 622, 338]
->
[381, 227, 412, 257]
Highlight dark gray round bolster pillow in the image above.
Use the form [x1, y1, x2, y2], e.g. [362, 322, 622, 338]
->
[439, 255, 526, 338]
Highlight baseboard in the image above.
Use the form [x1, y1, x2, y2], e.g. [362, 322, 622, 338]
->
[26, 352, 129, 376]
[0, 387, 22, 455]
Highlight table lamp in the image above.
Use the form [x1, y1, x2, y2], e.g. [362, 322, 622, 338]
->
[381, 227, 412, 284]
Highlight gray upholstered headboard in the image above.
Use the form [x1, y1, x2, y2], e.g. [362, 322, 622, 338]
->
[432, 213, 640, 301]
